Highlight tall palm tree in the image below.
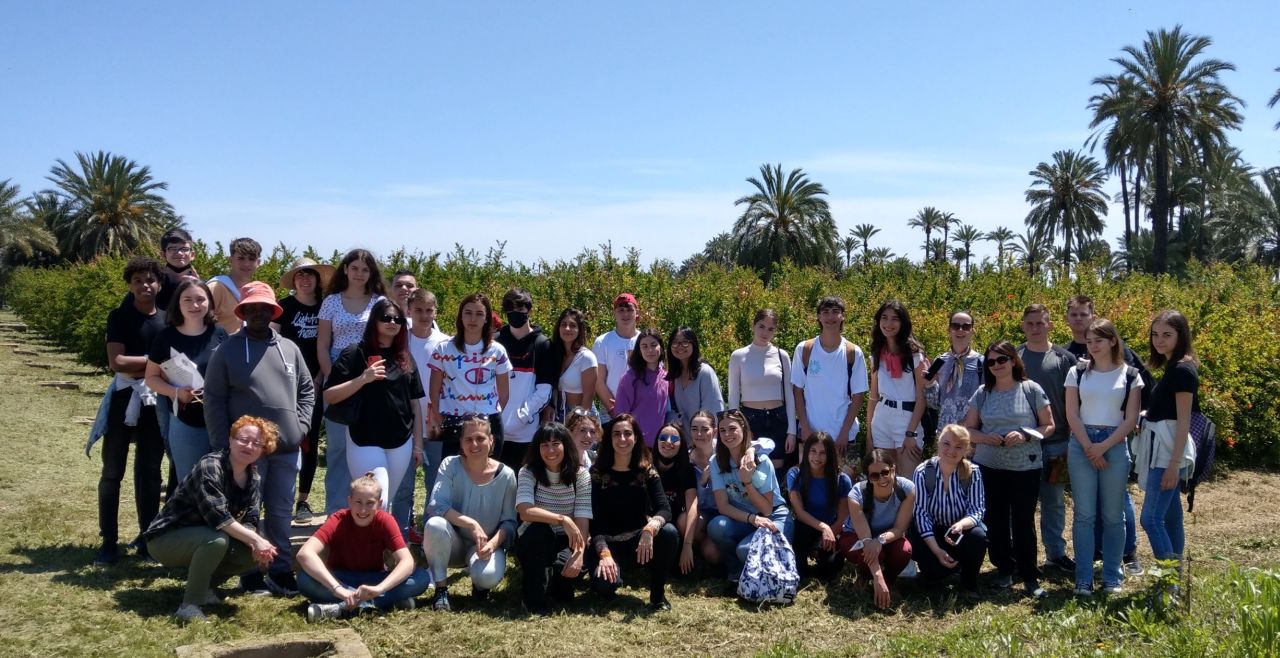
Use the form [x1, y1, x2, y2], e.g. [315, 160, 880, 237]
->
[927, 237, 949, 264]
[940, 211, 960, 253]
[0, 180, 59, 263]
[951, 223, 982, 276]
[46, 151, 177, 261]
[1090, 25, 1243, 273]
[840, 235, 861, 270]
[1012, 228, 1051, 276]
[1268, 66, 1279, 130]
[867, 247, 894, 265]
[852, 223, 880, 266]
[1025, 150, 1109, 273]
[732, 164, 838, 281]
[984, 226, 1016, 270]
[907, 207, 947, 262]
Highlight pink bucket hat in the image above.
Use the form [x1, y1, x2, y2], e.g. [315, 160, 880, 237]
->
[234, 281, 284, 320]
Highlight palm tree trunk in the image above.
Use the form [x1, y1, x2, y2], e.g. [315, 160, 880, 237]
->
[1152, 125, 1170, 274]
[1134, 165, 1144, 237]
[1121, 164, 1132, 252]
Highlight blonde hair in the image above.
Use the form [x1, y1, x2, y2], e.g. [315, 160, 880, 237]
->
[349, 471, 382, 498]
[230, 415, 279, 455]
[939, 423, 974, 482]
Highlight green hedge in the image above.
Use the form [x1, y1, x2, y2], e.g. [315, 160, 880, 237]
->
[6, 248, 1278, 468]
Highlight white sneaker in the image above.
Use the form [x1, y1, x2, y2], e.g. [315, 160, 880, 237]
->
[1101, 584, 1122, 595]
[307, 603, 343, 623]
[175, 604, 207, 622]
[1073, 586, 1093, 598]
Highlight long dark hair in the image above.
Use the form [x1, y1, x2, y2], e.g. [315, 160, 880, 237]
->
[627, 327, 665, 375]
[980, 340, 1027, 389]
[869, 299, 923, 374]
[653, 422, 690, 474]
[165, 279, 216, 327]
[713, 409, 754, 474]
[452, 292, 495, 351]
[328, 249, 386, 297]
[524, 422, 580, 487]
[360, 298, 411, 371]
[796, 432, 838, 513]
[593, 413, 653, 475]
[1148, 309, 1197, 369]
[550, 308, 588, 375]
[664, 326, 703, 382]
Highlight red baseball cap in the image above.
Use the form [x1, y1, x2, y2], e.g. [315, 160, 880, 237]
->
[613, 293, 638, 308]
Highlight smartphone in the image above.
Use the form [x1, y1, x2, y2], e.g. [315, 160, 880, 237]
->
[367, 355, 383, 367]
[948, 528, 965, 545]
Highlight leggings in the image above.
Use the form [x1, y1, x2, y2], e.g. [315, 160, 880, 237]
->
[422, 516, 507, 590]
[346, 437, 413, 513]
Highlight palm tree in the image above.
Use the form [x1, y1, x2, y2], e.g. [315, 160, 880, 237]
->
[867, 247, 894, 265]
[840, 234, 861, 270]
[927, 237, 949, 264]
[732, 164, 838, 281]
[984, 226, 1016, 270]
[1025, 150, 1109, 273]
[940, 211, 960, 253]
[907, 207, 947, 262]
[1012, 228, 1051, 276]
[1268, 66, 1279, 130]
[46, 151, 177, 261]
[951, 223, 982, 276]
[0, 181, 59, 263]
[1090, 26, 1243, 273]
[852, 223, 880, 266]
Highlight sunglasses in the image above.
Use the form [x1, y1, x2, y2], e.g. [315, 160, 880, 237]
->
[657, 433, 681, 444]
[569, 407, 598, 419]
[949, 322, 974, 331]
[867, 468, 894, 479]
[378, 314, 406, 326]
[985, 355, 1012, 368]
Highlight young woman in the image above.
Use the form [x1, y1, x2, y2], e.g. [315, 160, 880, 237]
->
[567, 407, 602, 470]
[866, 300, 928, 475]
[515, 423, 592, 616]
[653, 423, 701, 574]
[317, 249, 387, 514]
[909, 424, 988, 599]
[687, 410, 722, 566]
[925, 311, 983, 429]
[323, 299, 425, 517]
[614, 328, 670, 447]
[706, 409, 793, 584]
[297, 473, 430, 621]
[144, 279, 229, 480]
[550, 308, 598, 423]
[728, 309, 797, 470]
[786, 432, 853, 582]
[841, 448, 916, 609]
[1064, 318, 1143, 596]
[1139, 310, 1199, 568]
[424, 416, 517, 612]
[144, 416, 279, 621]
[963, 340, 1055, 599]
[586, 413, 678, 610]
[666, 326, 724, 438]
[428, 293, 511, 459]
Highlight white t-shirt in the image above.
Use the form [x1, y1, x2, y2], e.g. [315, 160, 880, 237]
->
[558, 348, 598, 394]
[1065, 365, 1142, 427]
[791, 337, 870, 441]
[409, 329, 452, 431]
[428, 340, 512, 417]
[592, 330, 638, 395]
[874, 351, 926, 402]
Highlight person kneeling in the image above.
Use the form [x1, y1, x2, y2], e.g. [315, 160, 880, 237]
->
[297, 472, 430, 621]
[839, 449, 916, 609]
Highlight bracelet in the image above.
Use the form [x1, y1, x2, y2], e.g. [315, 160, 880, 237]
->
[599, 549, 612, 559]
[748, 513, 758, 524]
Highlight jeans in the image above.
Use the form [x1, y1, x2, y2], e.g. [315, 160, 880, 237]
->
[323, 418, 351, 514]
[420, 441, 444, 521]
[980, 464, 1042, 585]
[706, 506, 794, 579]
[1068, 426, 1128, 588]
[392, 458, 418, 540]
[1140, 467, 1186, 560]
[254, 449, 301, 573]
[167, 413, 211, 483]
[98, 392, 164, 546]
[149, 525, 257, 606]
[1097, 491, 1139, 559]
[1039, 439, 1069, 561]
[297, 566, 430, 609]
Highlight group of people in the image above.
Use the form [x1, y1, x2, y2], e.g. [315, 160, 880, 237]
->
[89, 232, 1201, 622]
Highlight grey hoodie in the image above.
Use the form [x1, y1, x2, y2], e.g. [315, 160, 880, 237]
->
[203, 328, 315, 452]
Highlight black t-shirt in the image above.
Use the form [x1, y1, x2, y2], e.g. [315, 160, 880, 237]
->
[105, 303, 166, 358]
[147, 324, 228, 427]
[278, 296, 322, 377]
[657, 461, 697, 519]
[1146, 360, 1200, 423]
[328, 343, 425, 449]
[122, 264, 198, 312]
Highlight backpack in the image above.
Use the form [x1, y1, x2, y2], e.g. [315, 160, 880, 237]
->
[1071, 362, 1139, 415]
[859, 480, 906, 522]
[737, 528, 799, 605]
[801, 338, 858, 396]
[1182, 411, 1216, 512]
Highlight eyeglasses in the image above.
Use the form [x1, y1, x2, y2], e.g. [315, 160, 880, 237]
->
[232, 435, 263, 449]
[671, 340, 693, 349]
[867, 469, 894, 479]
[986, 355, 1012, 368]
[165, 246, 193, 255]
[658, 433, 681, 444]
[948, 322, 974, 331]
[378, 314, 406, 326]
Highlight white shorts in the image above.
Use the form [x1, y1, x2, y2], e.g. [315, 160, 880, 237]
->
[870, 403, 913, 450]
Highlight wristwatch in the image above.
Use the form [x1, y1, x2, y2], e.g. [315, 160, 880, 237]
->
[904, 430, 918, 438]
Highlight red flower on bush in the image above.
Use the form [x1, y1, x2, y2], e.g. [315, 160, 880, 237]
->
[1225, 436, 1237, 449]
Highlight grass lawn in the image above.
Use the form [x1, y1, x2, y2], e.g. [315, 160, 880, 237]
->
[0, 311, 1277, 657]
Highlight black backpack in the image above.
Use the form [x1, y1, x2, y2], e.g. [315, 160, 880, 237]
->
[1071, 362, 1139, 415]
[859, 479, 906, 521]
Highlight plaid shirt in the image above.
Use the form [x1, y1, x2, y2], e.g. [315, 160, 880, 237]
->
[145, 450, 260, 539]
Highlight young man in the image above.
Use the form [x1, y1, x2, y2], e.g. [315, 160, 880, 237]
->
[207, 237, 262, 334]
[390, 270, 417, 311]
[123, 228, 199, 312]
[1016, 303, 1079, 575]
[791, 295, 870, 468]
[592, 293, 640, 422]
[392, 288, 451, 541]
[495, 288, 555, 468]
[1062, 295, 1149, 577]
[94, 257, 168, 565]
[204, 282, 315, 596]
[274, 258, 335, 524]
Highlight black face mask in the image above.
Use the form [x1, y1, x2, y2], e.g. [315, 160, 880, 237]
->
[506, 311, 529, 329]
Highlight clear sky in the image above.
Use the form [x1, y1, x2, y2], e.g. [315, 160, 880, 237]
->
[3, 1, 1278, 267]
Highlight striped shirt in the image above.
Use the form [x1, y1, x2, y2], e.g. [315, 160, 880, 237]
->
[912, 457, 985, 539]
[515, 466, 592, 536]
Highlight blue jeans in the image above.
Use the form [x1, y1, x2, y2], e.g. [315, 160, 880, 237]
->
[167, 413, 211, 483]
[254, 449, 301, 573]
[1039, 439, 1068, 561]
[323, 418, 351, 515]
[298, 566, 431, 609]
[421, 441, 444, 519]
[1140, 467, 1186, 560]
[706, 506, 794, 579]
[1096, 490, 1138, 559]
[1067, 427, 1128, 588]
[392, 459, 417, 540]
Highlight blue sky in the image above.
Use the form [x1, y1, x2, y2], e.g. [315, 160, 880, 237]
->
[3, 1, 1279, 266]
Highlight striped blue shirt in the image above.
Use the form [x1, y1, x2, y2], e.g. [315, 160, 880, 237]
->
[912, 457, 985, 539]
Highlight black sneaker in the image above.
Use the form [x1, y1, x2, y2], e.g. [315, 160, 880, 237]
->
[292, 500, 314, 525]
[266, 570, 300, 597]
[432, 588, 451, 612]
[1025, 582, 1049, 599]
[132, 539, 153, 562]
[94, 543, 119, 566]
[647, 596, 672, 611]
[240, 571, 270, 596]
[1047, 555, 1077, 573]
